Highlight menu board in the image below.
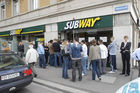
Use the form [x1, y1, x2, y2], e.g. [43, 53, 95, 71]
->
[88, 37, 95, 42]
[100, 37, 107, 42]
[79, 38, 85, 42]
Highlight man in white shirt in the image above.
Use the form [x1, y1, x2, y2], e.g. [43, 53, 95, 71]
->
[98, 39, 108, 74]
[25, 42, 39, 77]
[81, 40, 88, 76]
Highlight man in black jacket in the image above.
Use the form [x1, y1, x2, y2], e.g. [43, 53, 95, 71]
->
[120, 36, 131, 76]
[53, 39, 62, 67]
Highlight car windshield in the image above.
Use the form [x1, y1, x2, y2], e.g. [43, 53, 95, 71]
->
[0, 55, 26, 70]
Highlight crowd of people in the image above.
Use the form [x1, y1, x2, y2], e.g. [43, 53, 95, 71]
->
[17, 35, 140, 82]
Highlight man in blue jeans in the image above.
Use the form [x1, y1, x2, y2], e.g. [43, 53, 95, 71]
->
[81, 40, 88, 76]
[37, 41, 46, 69]
[70, 38, 83, 82]
[108, 37, 118, 73]
[53, 39, 62, 67]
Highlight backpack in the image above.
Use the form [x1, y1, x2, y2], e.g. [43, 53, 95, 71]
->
[61, 46, 70, 56]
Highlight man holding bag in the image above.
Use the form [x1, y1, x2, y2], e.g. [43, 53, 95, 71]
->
[25, 42, 39, 77]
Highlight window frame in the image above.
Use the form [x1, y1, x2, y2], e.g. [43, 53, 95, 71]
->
[12, 0, 20, 16]
[1, 3, 6, 20]
[0, 0, 6, 20]
[29, 0, 39, 11]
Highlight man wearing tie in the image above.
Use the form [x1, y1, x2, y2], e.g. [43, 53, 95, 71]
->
[120, 36, 131, 76]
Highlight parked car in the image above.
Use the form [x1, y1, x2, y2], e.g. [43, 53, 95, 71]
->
[0, 51, 33, 92]
[116, 77, 140, 93]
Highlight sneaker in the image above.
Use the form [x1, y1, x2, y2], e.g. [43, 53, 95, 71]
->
[82, 73, 85, 76]
[108, 71, 115, 73]
[114, 70, 118, 72]
[125, 74, 130, 76]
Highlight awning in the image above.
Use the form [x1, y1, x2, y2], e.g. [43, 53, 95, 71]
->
[0, 31, 10, 37]
[21, 25, 45, 34]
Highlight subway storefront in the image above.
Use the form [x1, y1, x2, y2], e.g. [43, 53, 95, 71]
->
[0, 25, 45, 52]
[58, 15, 113, 45]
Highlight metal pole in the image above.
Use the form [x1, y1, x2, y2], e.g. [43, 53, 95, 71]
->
[73, 29, 74, 40]
[73, 18, 75, 40]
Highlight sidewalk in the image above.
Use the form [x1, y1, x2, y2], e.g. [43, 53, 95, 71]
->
[34, 66, 138, 93]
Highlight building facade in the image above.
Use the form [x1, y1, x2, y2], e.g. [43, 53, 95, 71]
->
[0, 0, 139, 68]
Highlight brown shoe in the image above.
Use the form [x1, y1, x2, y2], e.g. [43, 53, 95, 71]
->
[99, 77, 101, 81]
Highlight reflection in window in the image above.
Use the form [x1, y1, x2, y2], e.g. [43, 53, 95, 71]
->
[0, 55, 25, 70]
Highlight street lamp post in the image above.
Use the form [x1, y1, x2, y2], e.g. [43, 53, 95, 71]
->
[73, 18, 75, 40]
[73, 29, 74, 40]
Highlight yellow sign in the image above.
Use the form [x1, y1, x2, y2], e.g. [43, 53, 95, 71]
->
[64, 17, 101, 30]
[40, 38, 44, 41]
[79, 17, 101, 28]
[10, 29, 22, 35]
[15, 29, 22, 35]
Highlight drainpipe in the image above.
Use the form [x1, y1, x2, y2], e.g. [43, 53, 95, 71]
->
[132, 0, 140, 20]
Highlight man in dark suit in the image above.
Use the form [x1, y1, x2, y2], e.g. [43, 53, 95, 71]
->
[120, 36, 131, 76]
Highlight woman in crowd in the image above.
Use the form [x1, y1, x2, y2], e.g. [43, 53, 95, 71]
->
[89, 39, 101, 80]
[61, 40, 70, 79]
[49, 40, 54, 66]
[44, 43, 50, 65]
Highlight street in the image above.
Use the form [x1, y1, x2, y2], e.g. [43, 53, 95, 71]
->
[12, 82, 64, 93]
[9, 66, 138, 93]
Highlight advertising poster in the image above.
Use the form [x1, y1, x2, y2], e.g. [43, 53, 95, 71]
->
[100, 37, 107, 42]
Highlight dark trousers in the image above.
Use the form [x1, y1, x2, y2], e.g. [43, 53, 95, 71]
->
[62, 56, 69, 79]
[39, 54, 46, 68]
[121, 53, 130, 75]
[18, 52, 24, 58]
[68, 57, 72, 69]
[54, 52, 62, 67]
[110, 55, 117, 71]
[49, 54, 54, 66]
[28, 62, 37, 76]
[138, 61, 140, 77]
[45, 52, 50, 64]
[72, 59, 82, 81]
[91, 60, 101, 80]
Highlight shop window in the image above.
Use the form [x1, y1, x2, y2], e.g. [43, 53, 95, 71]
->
[13, 0, 20, 16]
[30, 0, 39, 11]
[1, 4, 5, 20]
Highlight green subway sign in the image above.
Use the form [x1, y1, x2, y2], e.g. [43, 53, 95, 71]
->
[58, 15, 113, 32]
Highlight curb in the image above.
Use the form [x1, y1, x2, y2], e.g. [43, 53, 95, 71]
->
[33, 78, 90, 93]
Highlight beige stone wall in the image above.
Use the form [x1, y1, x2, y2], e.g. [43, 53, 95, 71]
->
[6, 0, 12, 19]
[40, 0, 50, 8]
[20, 0, 28, 14]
